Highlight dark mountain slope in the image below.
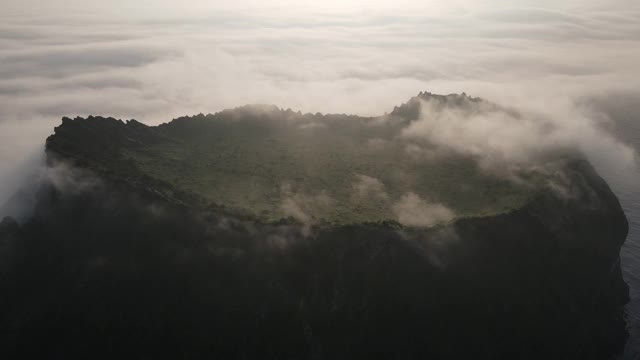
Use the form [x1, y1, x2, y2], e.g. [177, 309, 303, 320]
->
[0, 92, 630, 359]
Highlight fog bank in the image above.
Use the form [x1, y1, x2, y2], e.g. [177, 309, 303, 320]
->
[1, 1, 639, 217]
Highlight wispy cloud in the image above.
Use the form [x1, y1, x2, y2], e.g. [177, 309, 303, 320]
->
[0, 1, 639, 216]
[392, 193, 454, 227]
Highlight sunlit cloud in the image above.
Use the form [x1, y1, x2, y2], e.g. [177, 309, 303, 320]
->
[1, 0, 639, 215]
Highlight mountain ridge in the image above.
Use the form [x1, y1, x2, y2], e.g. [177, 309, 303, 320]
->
[0, 91, 631, 359]
[43, 92, 550, 226]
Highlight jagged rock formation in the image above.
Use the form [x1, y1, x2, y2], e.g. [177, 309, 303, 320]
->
[0, 92, 630, 359]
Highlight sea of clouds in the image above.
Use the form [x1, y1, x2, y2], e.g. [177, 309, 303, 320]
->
[1, 0, 639, 217]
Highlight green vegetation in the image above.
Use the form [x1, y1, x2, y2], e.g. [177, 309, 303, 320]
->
[111, 108, 535, 225]
[47, 96, 548, 225]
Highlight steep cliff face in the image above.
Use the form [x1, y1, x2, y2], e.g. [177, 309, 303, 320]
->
[0, 95, 631, 359]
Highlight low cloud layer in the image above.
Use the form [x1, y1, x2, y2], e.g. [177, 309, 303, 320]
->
[401, 98, 637, 176]
[1, 1, 639, 217]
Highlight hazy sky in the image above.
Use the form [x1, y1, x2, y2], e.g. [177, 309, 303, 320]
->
[1, 0, 639, 212]
[2, 1, 639, 118]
